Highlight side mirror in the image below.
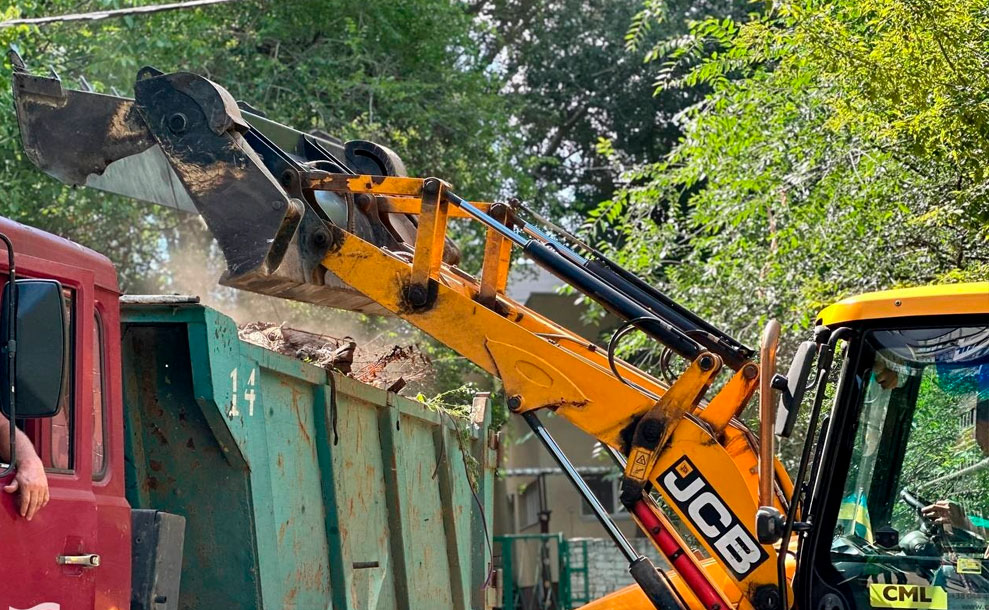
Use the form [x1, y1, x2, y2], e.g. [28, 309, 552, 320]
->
[756, 506, 785, 544]
[774, 341, 818, 438]
[0, 278, 66, 419]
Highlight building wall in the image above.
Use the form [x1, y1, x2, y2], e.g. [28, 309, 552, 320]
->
[501, 411, 644, 541]
[569, 538, 668, 603]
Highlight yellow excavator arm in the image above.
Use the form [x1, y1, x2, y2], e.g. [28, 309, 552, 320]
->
[12, 57, 797, 610]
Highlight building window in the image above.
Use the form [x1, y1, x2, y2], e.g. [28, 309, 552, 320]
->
[521, 480, 543, 528]
[580, 473, 624, 516]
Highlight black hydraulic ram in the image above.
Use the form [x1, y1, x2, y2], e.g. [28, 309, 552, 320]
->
[446, 192, 705, 364]
[522, 412, 686, 610]
[524, 240, 707, 361]
[515, 203, 754, 370]
[582, 258, 752, 370]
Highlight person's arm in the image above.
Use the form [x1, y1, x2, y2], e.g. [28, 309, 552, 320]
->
[0, 415, 49, 520]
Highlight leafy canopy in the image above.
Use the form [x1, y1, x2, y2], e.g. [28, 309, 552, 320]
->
[590, 0, 989, 355]
[0, 0, 518, 286]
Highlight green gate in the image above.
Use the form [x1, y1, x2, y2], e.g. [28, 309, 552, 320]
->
[495, 534, 590, 610]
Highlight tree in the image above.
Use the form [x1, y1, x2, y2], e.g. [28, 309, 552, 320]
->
[473, 0, 749, 226]
[590, 0, 989, 359]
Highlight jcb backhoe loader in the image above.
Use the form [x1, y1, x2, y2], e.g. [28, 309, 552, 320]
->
[10, 53, 989, 610]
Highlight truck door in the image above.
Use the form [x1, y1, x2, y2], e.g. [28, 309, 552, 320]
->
[0, 288, 99, 610]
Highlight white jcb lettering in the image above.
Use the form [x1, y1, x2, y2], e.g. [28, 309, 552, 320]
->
[713, 524, 763, 575]
[662, 470, 704, 502]
[661, 458, 769, 579]
[689, 491, 732, 538]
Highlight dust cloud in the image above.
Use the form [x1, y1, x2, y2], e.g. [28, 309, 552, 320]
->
[145, 222, 435, 393]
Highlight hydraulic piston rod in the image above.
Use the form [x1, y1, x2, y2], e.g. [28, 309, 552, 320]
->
[445, 191, 704, 363]
[522, 412, 686, 610]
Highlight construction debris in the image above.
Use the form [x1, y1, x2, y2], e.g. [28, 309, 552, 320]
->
[237, 322, 433, 392]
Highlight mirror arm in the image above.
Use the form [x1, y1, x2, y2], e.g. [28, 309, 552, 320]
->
[774, 326, 854, 610]
[0, 233, 15, 478]
[759, 320, 782, 508]
[771, 373, 791, 409]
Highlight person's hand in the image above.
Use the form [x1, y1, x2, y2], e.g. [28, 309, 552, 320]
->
[922, 500, 971, 530]
[3, 452, 49, 520]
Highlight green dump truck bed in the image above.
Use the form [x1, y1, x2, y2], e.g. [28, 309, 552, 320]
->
[120, 299, 495, 610]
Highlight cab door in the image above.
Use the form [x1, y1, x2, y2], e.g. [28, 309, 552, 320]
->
[0, 285, 99, 610]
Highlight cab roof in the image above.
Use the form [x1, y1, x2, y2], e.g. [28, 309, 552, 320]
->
[817, 282, 989, 326]
[0, 216, 118, 292]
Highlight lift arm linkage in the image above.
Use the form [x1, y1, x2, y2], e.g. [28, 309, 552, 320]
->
[11, 60, 792, 610]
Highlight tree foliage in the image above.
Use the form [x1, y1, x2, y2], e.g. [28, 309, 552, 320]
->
[473, 0, 748, 224]
[0, 0, 518, 286]
[591, 0, 989, 355]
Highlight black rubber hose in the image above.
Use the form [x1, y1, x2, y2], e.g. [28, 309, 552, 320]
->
[523, 240, 702, 363]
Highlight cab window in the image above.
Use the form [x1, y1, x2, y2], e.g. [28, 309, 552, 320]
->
[831, 325, 989, 609]
[41, 289, 74, 471]
[0, 284, 74, 471]
[92, 312, 106, 480]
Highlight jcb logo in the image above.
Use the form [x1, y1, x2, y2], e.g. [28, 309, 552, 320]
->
[659, 457, 768, 580]
[869, 584, 947, 609]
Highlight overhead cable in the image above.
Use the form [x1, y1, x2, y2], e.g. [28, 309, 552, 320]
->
[0, 0, 243, 29]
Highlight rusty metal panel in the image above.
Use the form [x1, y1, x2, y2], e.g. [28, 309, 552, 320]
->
[121, 302, 494, 610]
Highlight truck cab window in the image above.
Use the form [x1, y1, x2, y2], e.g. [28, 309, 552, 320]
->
[42, 289, 74, 471]
[5, 283, 75, 470]
[831, 325, 989, 610]
[92, 312, 106, 480]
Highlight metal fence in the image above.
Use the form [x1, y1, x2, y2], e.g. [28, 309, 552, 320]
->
[494, 534, 590, 610]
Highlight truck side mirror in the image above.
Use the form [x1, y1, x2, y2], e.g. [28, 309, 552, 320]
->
[0, 278, 66, 419]
[774, 341, 818, 438]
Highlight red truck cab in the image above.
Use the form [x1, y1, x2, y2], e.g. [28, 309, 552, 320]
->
[0, 217, 130, 610]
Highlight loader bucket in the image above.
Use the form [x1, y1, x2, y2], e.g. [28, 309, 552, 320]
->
[10, 54, 459, 315]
